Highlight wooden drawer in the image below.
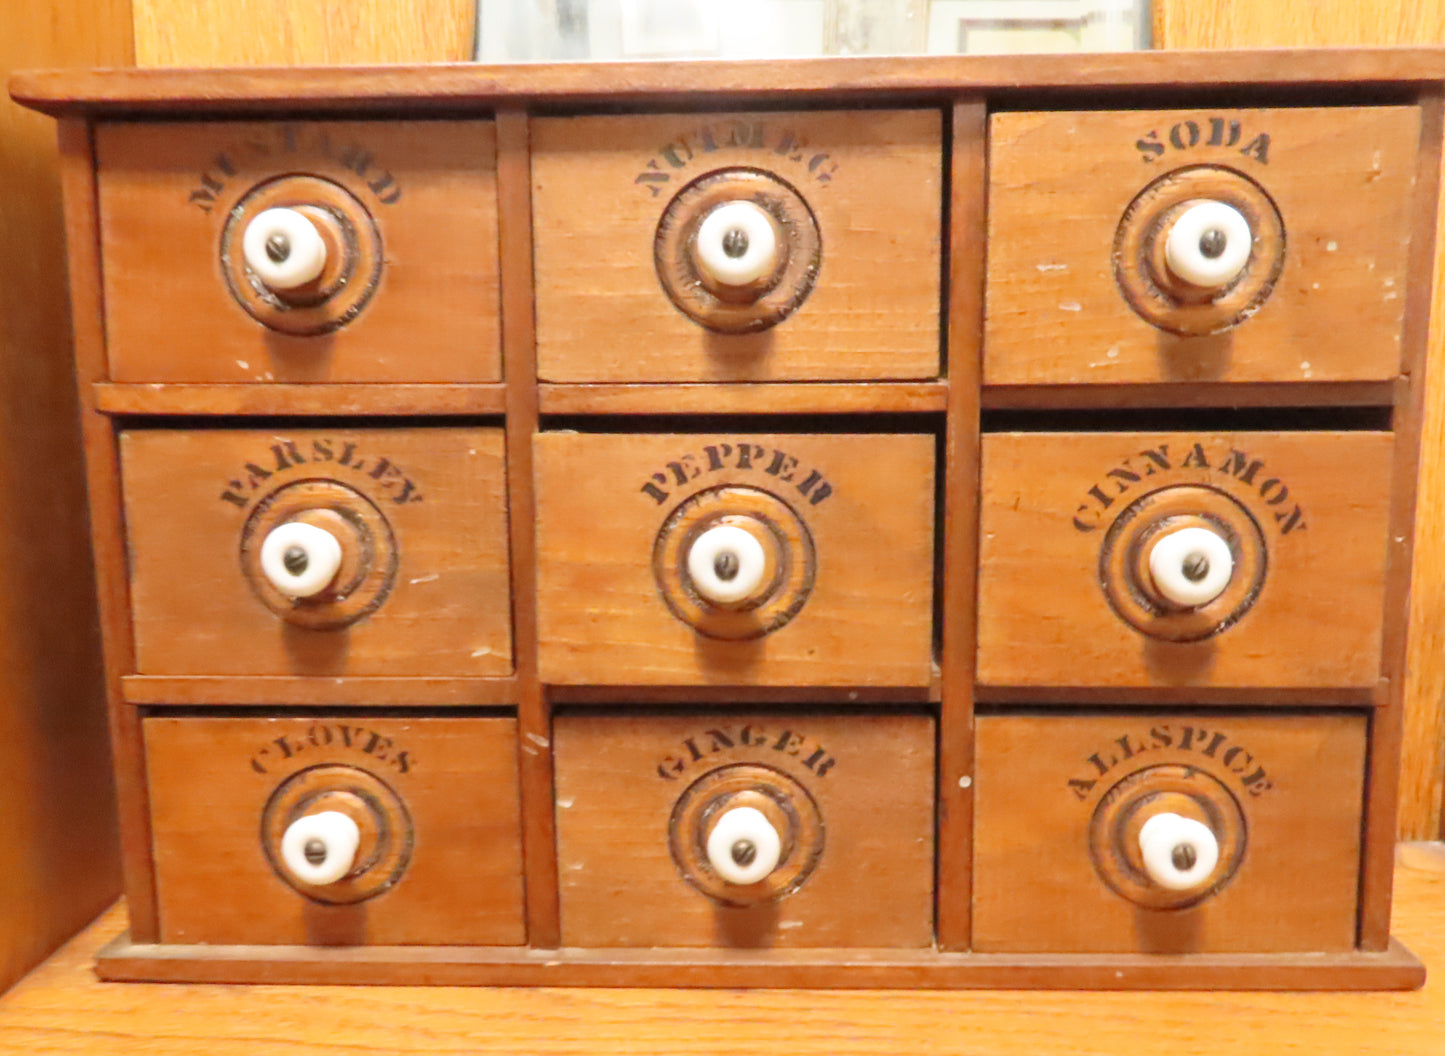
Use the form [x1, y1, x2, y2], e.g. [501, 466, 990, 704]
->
[554, 710, 935, 947]
[985, 107, 1419, 386]
[144, 714, 525, 945]
[96, 120, 501, 383]
[972, 711, 1365, 953]
[535, 432, 936, 686]
[531, 110, 942, 382]
[120, 427, 512, 677]
[977, 431, 1392, 689]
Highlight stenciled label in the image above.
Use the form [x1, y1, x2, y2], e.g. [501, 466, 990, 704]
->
[1136, 115, 1271, 164]
[639, 442, 833, 507]
[187, 124, 405, 212]
[1070, 440, 1305, 536]
[217, 437, 424, 509]
[635, 119, 839, 197]
[655, 723, 837, 781]
[249, 722, 413, 775]
[1066, 723, 1272, 800]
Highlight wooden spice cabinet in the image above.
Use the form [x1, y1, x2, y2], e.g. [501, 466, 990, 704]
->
[10, 49, 1443, 988]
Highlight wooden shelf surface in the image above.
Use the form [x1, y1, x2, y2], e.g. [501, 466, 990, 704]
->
[1, 843, 1442, 1055]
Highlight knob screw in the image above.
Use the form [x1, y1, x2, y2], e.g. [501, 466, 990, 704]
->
[304, 838, 328, 866]
[283, 544, 310, 577]
[1197, 227, 1227, 260]
[731, 839, 758, 867]
[713, 550, 740, 582]
[1181, 552, 1210, 582]
[721, 227, 750, 260]
[265, 232, 292, 264]
[1171, 843, 1198, 872]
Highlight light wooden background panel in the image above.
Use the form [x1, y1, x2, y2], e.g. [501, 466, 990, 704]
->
[132, 0, 475, 66]
[1155, 0, 1445, 842]
[0, 0, 131, 994]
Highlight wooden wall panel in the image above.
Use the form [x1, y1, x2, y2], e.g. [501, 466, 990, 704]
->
[132, 0, 475, 66]
[1153, 0, 1445, 848]
[0, 0, 131, 994]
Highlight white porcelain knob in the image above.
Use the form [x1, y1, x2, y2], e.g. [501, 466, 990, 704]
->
[706, 806, 783, 886]
[260, 521, 344, 599]
[1138, 812, 1220, 893]
[694, 201, 778, 287]
[1147, 525, 1233, 609]
[686, 524, 769, 606]
[1164, 200, 1253, 289]
[243, 207, 328, 290]
[281, 810, 361, 886]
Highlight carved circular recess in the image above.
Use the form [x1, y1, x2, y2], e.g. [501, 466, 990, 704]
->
[1090, 763, 1247, 910]
[261, 764, 412, 904]
[240, 478, 398, 630]
[220, 174, 383, 335]
[1114, 165, 1285, 336]
[1099, 484, 1267, 643]
[654, 167, 821, 333]
[669, 763, 824, 906]
[653, 485, 815, 641]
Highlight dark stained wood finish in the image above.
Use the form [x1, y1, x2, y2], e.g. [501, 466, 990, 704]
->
[1363, 90, 1445, 949]
[96, 119, 502, 385]
[972, 712, 1368, 954]
[496, 108, 560, 948]
[119, 427, 513, 678]
[144, 715, 525, 945]
[984, 107, 1420, 387]
[13, 50, 1443, 989]
[94, 383, 507, 416]
[89, 931, 1426, 990]
[936, 100, 987, 952]
[553, 711, 935, 949]
[17, 48, 1445, 115]
[539, 383, 949, 416]
[530, 109, 942, 384]
[977, 431, 1395, 691]
[121, 675, 518, 707]
[56, 118, 159, 944]
[534, 432, 936, 688]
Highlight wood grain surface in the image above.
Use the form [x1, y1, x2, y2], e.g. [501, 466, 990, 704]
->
[1151, 0, 1445, 853]
[144, 715, 524, 945]
[0, 845, 1440, 1052]
[0, 0, 129, 996]
[973, 711, 1366, 953]
[531, 110, 942, 382]
[121, 427, 512, 678]
[985, 106, 1420, 387]
[553, 711, 934, 948]
[132, 0, 475, 66]
[96, 120, 501, 384]
[977, 431, 1393, 690]
[534, 432, 936, 687]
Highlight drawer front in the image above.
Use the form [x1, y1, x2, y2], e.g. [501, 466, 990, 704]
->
[120, 428, 512, 677]
[977, 431, 1391, 689]
[985, 107, 1419, 386]
[97, 120, 501, 383]
[554, 711, 935, 947]
[972, 711, 1365, 953]
[535, 433, 936, 686]
[145, 715, 525, 945]
[531, 110, 942, 382]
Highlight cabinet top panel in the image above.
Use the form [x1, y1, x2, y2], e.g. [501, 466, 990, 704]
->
[13, 48, 1445, 116]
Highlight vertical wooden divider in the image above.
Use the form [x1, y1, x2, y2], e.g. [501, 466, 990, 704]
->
[1361, 88, 1445, 950]
[936, 99, 987, 951]
[56, 117, 158, 943]
[496, 107, 560, 947]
